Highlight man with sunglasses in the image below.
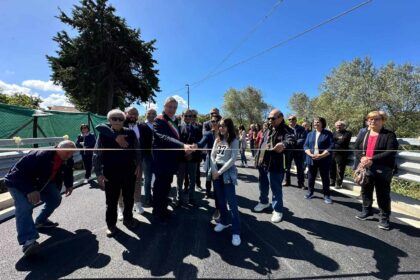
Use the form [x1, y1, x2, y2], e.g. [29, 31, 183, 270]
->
[175, 109, 203, 207]
[254, 109, 296, 223]
[283, 115, 307, 189]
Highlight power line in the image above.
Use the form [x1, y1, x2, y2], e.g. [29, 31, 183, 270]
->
[188, 0, 373, 88]
[167, 0, 283, 95]
[200, 0, 284, 81]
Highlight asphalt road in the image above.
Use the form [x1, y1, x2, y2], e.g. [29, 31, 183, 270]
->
[0, 160, 419, 279]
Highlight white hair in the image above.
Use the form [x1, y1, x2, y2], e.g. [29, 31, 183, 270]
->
[107, 109, 126, 120]
[164, 96, 178, 106]
[57, 140, 76, 148]
[335, 120, 346, 127]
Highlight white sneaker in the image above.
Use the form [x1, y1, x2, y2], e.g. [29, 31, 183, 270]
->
[253, 202, 270, 212]
[83, 179, 88, 184]
[214, 223, 231, 232]
[134, 202, 144, 214]
[232, 234, 241, 246]
[117, 207, 124, 221]
[271, 211, 283, 223]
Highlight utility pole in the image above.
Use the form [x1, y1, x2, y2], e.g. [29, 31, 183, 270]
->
[186, 84, 190, 109]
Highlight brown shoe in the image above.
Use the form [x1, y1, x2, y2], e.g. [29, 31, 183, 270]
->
[106, 226, 117, 237]
[282, 181, 290, 187]
[123, 219, 138, 229]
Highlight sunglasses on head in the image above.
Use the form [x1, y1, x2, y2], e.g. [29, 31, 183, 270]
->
[110, 117, 124, 122]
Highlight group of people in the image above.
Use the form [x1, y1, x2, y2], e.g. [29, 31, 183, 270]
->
[4, 94, 399, 256]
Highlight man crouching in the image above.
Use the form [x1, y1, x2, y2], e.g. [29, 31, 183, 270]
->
[5, 140, 76, 256]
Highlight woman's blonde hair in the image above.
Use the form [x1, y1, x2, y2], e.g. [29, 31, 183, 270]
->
[366, 110, 387, 122]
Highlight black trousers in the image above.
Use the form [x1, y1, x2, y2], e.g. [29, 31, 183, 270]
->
[82, 153, 93, 179]
[284, 151, 305, 185]
[307, 160, 331, 197]
[361, 165, 392, 218]
[330, 153, 348, 185]
[104, 170, 135, 228]
[152, 174, 173, 218]
[184, 161, 202, 189]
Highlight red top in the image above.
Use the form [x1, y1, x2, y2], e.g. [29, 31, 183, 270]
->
[366, 135, 379, 158]
[50, 153, 63, 180]
[256, 130, 264, 147]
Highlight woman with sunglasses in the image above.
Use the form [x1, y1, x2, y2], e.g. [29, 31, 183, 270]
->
[210, 118, 241, 246]
[93, 109, 142, 237]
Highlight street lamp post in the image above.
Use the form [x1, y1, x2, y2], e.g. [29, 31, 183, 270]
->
[186, 84, 190, 109]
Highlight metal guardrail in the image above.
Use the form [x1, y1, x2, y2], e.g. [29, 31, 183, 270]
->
[0, 137, 82, 179]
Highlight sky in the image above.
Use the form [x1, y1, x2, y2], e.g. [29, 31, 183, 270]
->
[0, 0, 419, 116]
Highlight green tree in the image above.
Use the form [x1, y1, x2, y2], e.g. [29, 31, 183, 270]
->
[47, 0, 160, 115]
[223, 86, 269, 127]
[376, 63, 420, 137]
[288, 92, 313, 121]
[0, 90, 42, 109]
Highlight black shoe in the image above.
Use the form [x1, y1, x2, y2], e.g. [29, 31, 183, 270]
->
[196, 185, 205, 192]
[298, 183, 306, 190]
[123, 219, 138, 229]
[329, 182, 336, 186]
[378, 218, 390, 230]
[355, 211, 373, 221]
[35, 219, 59, 229]
[22, 240, 40, 256]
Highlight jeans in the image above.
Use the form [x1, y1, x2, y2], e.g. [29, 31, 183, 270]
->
[177, 161, 197, 200]
[361, 165, 393, 218]
[213, 177, 241, 235]
[284, 151, 305, 184]
[258, 167, 284, 213]
[142, 155, 153, 202]
[307, 160, 331, 197]
[240, 147, 247, 165]
[8, 183, 62, 245]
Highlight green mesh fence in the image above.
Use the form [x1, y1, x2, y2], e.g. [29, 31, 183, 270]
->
[0, 103, 107, 143]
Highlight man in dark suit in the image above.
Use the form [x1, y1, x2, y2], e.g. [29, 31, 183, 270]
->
[152, 97, 194, 223]
[202, 108, 220, 133]
[330, 120, 352, 189]
[139, 108, 156, 207]
[283, 115, 307, 189]
[175, 109, 203, 206]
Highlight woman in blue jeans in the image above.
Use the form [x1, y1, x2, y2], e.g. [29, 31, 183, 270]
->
[210, 118, 241, 246]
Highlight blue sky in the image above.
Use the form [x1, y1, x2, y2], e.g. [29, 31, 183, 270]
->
[0, 0, 419, 116]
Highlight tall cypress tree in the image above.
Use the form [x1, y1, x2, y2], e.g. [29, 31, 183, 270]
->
[47, 0, 160, 115]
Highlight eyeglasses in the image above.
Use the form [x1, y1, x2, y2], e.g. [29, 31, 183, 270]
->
[219, 124, 226, 128]
[110, 117, 124, 122]
[267, 117, 278, 121]
[184, 115, 193, 118]
[211, 120, 218, 123]
[288, 118, 296, 121]
[368, 117, 382, 122]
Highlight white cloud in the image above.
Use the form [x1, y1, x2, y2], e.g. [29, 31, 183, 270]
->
[172, 95, 188, 110]
[139, 101, 159, 112]
[40, 93, 73, 108]
[0, 80, 32, 96]
[22, 80, 63, 92]
[1, 79, 73, 109]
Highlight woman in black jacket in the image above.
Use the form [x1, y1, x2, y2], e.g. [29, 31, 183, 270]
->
[354, 111, 398, 230]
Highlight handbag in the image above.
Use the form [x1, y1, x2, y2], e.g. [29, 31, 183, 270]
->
[353, 131, 370, 186]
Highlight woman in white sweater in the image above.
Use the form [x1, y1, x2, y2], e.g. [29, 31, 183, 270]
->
[210, 118, 241, 246]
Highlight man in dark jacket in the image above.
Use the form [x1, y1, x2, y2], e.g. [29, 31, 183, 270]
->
[330, 120, 352, 189]
[283, 115, 307, 189]
[152, 97, 194, 223]
[253, 109, 296, 223]
[5, 140, 75, 256]
[175, 109, 203, 206]
[139, 108, 156, 207]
